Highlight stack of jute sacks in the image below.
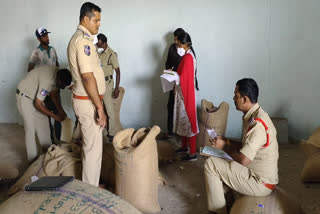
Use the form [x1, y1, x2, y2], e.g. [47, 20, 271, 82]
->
[8, 143, 82, 195]
[113, 125, 161, 213]
[0, 179, 142, 214]
[196, 99, 229, 151]
[301, 127, 320, 182]
[230, 187, 303, 214]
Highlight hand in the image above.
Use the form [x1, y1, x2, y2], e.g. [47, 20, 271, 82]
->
[96, 108, 107, 128]
[113, 88, 119, 99]
[59, 110, 67, 119]
[209, 136, 227, 150]
[53, 114, 65, 122]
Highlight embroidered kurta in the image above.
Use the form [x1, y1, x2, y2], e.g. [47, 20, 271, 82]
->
[173, 49, 199, 137]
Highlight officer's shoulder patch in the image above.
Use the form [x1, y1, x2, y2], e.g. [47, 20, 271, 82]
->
[83, 33, 91, 40]
[84, 45, 91, 56]
[40, 89, 49, 97]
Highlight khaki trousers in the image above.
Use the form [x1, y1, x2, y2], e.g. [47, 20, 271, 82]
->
[103, 79, 117, 136]
[204, 157, 272, 214]
[72, 98, 103, 187]
[16, 94, 51, 162]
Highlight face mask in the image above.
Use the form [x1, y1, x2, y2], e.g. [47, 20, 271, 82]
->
[177, 47, 185, 56]
[97, 48, 104, 54]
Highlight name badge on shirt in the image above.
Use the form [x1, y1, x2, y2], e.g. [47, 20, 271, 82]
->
[84, 45, 91, 56]
[40, 89, 49, 97]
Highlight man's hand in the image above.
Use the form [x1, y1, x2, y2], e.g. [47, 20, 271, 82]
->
[113, 88, 119, 99]
[96, 108, 107, 128]
[209, 136, 227, 150]
[53, 114, 66, 122]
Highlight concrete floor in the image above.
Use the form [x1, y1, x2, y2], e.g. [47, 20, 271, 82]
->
[0, 124, 320, 213]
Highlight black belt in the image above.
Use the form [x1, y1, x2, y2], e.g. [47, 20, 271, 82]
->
[16, 89, 32, 99]
[105, 75, 113, 81]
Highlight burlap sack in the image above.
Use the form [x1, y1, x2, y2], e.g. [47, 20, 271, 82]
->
[0, 179, 142, 214]
[306, 127, 320, 148]
[101, 142, 115, 189]
[113, 87, 125, 134]
[230, 187, 303, 214]
[59, 118, 74, 143]
[301, 141, 320, 182]
[114, 126, 161, 213]
[8, 154, 46, 195]
[196, 99, 229, 151]
[8, 143, 82, 195]
[157, 140, 176, 164]
[0, 164, 19, 180]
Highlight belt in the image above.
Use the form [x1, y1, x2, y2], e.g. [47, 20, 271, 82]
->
[263, 182, 276, 190]
[105, 75, 113, 81]
[73, 93, 103, 100]
[16, 89, 31, 99]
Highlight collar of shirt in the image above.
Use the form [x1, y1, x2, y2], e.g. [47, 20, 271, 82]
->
[243, 103, 260, 122]
[38, 44, 52, 58]
[77, 25, 93, 42]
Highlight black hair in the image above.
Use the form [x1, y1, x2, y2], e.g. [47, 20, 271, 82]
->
[79, 2, 101, 22]
[177, 32, 199, 91]
[236, 78, 259, 103]
[57, 69, 72, 87]
[174, 28, 185, 38]
[97, 33, 107, 43]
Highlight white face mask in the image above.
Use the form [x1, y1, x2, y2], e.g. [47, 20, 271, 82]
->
[97, 48, 104, 54]
[177, 47, 185, 56]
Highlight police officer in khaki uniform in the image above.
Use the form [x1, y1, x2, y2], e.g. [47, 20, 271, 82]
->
[16, 65, 71, 162]
[204, 78, 279, 214]
[67, 2, 106, 187]
[96, 33, 121, 138]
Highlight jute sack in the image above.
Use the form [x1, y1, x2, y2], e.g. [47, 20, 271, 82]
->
[59, 118, 74, 143]
[8, 154, 46, 195]
[113, 87, 125, 134]
[306, 127, 320, 148]
[301, 140, 320, 182]
[196, 99, 229, 151]
[157, 140, 176, 164]
[101, 142, 115, 189]
[0, 164, 19, 180]
[0, 179, 142, 214]
[9, 143, 82, 195]
[114, 126, 161, 213]
[230, 187, 303, 214]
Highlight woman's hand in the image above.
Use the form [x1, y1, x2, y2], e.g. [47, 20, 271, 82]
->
[209, 136, 227, 150]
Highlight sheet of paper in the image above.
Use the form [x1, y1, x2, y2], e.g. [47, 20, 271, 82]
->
[207, 128, 217, 139]
[200, 146, 233, 161]
[160, 70, 180, 93]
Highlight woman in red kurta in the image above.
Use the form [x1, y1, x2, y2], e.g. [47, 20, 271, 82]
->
[173, 32, 199, 161]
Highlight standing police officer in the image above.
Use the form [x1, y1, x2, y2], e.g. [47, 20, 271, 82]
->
[67, 2, 106, 187]
[96, 33, 121, 139]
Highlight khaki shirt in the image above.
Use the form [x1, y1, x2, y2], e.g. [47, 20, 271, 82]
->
[67, 25, 105, 96]
[99, 47, 119, 77]
[17, 65, 56, 101]
[240, 103, 279, 184]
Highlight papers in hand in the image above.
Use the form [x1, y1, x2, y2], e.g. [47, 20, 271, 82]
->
[160, 70, 180, 93]
[200, 146, 233, 161]
[207, 128, 217, 139]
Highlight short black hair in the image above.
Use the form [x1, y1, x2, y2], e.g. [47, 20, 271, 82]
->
[174, 28, 185, 37]
[57, 69, 72, 87]
[97, 33, 107, 43]
[79, 2, 101, 22]
[236, 78, 259, 103]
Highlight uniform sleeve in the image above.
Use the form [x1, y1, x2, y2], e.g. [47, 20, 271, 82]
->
[36, 72, 55, 101]
[240, 122, 267, 160]
[29, 50, 41, 65]
[76, 40, 96, 74]
[110, 53, 120, 69]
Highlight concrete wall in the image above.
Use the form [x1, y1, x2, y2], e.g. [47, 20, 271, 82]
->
[0, 0, 319, 139]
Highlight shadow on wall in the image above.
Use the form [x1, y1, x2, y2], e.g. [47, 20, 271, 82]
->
[149, 32, 172, 131]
